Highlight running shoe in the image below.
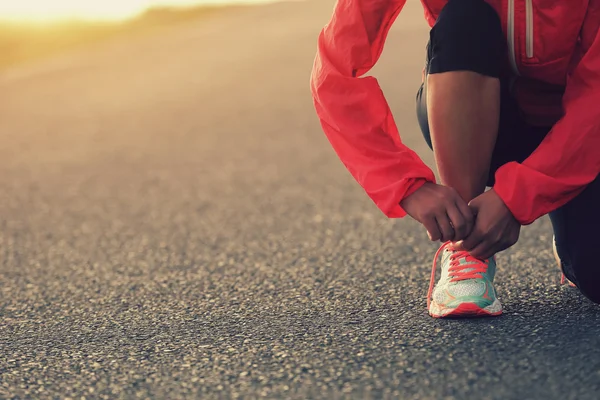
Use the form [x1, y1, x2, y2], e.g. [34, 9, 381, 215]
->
[428, 242, 503, 318]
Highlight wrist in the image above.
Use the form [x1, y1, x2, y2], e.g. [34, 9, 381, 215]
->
[490, 188, 519, 223]
[399, 179, 431, 208]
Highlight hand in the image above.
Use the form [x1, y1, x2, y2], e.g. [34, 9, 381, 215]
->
[400, 182, 474, 242]
[454, 189, 520, 259]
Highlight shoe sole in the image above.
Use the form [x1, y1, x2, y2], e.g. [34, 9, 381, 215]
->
[429, 300, 503, 319]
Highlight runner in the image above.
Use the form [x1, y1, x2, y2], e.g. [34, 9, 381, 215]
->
[310, 0, 600, 317]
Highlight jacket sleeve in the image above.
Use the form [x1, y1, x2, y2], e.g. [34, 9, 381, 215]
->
[310, 0, 436, 218]
[494, 27, 600, 225]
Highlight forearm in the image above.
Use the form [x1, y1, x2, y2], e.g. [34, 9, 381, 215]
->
[310, 0, 435, 217]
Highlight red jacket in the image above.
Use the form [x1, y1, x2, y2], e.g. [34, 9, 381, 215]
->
[310, 0, 600, 225]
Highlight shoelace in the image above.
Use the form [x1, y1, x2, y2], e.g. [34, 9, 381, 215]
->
[561, 273, 577, 288]
[427, 242, 490, 309]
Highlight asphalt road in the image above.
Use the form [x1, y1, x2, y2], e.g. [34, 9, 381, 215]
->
[1, 1, 599, 399]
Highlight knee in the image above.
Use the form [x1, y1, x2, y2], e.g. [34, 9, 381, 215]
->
[429, 0, 504, 77]
[565, 255, 600, 304]
[575, 274, 600, 304]
[579, 286, 600, 304]
[555, 255, 600, 303]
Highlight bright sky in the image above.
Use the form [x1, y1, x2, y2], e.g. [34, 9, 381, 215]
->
[0, 0, 277, 22]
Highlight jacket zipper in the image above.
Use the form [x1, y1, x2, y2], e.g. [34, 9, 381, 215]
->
[507, 0, 520, 75]
[526, 0, 533, 58]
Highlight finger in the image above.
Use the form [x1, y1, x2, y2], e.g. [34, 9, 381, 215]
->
[459, 226, 485, 252]
[467, 194, 483, 211]
[456, 200, 475, 237]
[422, 217, 441, 242]
[453, 241, 467, 251]
[469, 239, 497, 260]
[435, 214, 455, 242]
[471, 226, 516, 259]
[446, 205, 468, 241]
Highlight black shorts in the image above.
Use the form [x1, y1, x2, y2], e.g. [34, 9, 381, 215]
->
[414, 0, 600, 303]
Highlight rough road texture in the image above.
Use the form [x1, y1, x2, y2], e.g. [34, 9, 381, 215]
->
[1, 1, 599, 399]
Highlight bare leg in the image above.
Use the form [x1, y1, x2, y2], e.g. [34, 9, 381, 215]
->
[426, 71, 500, 202]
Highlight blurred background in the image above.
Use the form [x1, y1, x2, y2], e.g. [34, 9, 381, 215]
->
[3, 1, 597, 399]
[0, 0, 287, 69]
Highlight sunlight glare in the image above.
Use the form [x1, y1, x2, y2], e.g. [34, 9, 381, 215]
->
[0, 0, 212, 22]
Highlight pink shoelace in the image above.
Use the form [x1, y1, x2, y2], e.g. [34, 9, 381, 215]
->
[427, 242, 490, 309]
[561, 273, 577, 287]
